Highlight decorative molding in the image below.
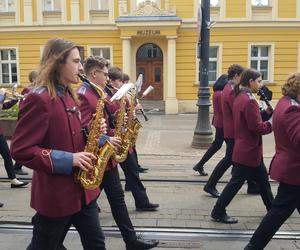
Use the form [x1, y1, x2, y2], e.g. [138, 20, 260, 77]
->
[133, 0, 175, 16]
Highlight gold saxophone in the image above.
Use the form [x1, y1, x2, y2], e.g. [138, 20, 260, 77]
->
[76, 74, 115, 190]
[111, 94, 131, 163]
[126, 89, 142, 147]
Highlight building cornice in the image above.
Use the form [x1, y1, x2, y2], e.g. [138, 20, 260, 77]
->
[214, 20, 300, 28]
[0, 24, 118, 32]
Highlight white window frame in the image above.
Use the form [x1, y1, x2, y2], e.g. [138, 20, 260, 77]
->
[87, 45, 113, 65]
[0, 0, 15, 12]
[248, 42, 274, 83]
[90, 0, 109, 10]
[43, 0, 61, 11]
[210, 0, 220, 7]
[195, 43, 222, 84]
[0, 46, 19, 86]
[251, 0, 270, 6]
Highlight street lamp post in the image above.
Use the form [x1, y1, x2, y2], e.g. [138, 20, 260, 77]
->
[191, 0, 213, 149]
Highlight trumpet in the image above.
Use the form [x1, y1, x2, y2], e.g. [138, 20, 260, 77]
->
[0, 87, 24, 101]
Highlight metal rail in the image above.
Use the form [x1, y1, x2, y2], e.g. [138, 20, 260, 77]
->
[0, 225, 299, 241]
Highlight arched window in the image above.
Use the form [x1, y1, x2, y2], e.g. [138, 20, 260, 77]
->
[136, 43, 163, 60]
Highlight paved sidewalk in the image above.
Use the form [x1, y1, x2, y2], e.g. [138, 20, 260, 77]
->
[0, 114, 299, 250]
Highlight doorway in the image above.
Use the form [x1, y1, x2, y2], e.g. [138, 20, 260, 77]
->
[136, 43, 163, 100]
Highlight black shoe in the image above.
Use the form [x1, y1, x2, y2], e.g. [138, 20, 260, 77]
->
[124, 184, 131, 192]
[204, 186, 220, 198]
[126, 238, 159, 250]
[244, 243, 259, 250]
[139, 167, 149, 173]
[211, 212, 238, 224]
[193, 164, 208, 176]
[136, 203, 159, 212]
[0, 202, 3, 207]
[14, 168, 29, 175]
[247, 186, 260, 195]
[11, 181, 29, 188]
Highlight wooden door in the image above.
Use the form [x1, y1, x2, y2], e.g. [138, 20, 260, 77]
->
[136, 60, 163, 100]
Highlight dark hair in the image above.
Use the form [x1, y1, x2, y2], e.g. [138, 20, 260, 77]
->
[227, 64, 244, 80]
[234, 68, 261, 96]
[122, 73, 130, 83]
[83, 56, 109, 75]
[108, 67, 123, 81]
[28, 70, 38, 84]
[282, 73, 300, 99]
[213, 74, 228, 92]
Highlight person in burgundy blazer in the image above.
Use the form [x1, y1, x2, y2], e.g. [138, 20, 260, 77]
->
[245, 73, 300, 250]
[193, 74, 228, 176]
[10, 38, 106, 250]
[211, 69, 274, 224]
[77, 57, 159, 250]
[106, 67, 159, 212]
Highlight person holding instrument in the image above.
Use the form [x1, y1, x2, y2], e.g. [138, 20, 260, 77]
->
[245, 73, 300, 250]
[77, 56, 159, 250]
[10, 38, 107, 250]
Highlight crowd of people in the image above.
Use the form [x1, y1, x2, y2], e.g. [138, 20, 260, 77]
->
[0, 37, 299, 250]
[193, 64, 300, 249]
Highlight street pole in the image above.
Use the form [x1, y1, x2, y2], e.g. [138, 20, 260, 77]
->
[191, 0, 213, 149]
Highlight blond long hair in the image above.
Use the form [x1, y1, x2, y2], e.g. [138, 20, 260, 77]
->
[36, 38, 79, 103]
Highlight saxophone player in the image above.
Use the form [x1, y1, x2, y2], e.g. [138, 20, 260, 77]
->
[11, 38, 107, 250]
[77, 56, 159, 250]
[107, 67, 159, 212]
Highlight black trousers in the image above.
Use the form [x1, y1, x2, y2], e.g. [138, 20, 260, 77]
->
[0, 134, 16, 179]
[214, 162, 274, 214]
[196, 127, 224, 167]
[27, 200, 106, 250]
[248, 183, 300, 250]
[206, 138, 234, 188]
[100, 167, 136, 244]
[120, 153, 150, 208]
[206, 139, 258, 190]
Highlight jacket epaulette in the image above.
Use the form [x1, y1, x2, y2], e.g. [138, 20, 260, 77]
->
[290, 99, 299, 107]
[246, 92, 256, 100]
[32, 86, 47, 94]
[77, 86, 87, 95]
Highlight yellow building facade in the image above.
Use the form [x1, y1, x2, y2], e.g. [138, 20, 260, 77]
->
[0, 0, 300, 113]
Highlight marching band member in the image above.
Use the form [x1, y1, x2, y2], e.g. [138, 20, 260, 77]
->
[211, 69, 273, 224]
[0, 88, 28, 189]
[77, 56, 159, 250]
[193, 74, 228, 176]
[245, 73, 300, 250]
[106, 67, 159, 212]
[203, 65, 259, 198]
[10, 38, 107, 250]
[122, 73, 148, 174]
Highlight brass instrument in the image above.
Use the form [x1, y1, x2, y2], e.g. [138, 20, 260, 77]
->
[0, 86, 24, 101]
[111, 94, 131, 163]
[76, 74, 115, 190]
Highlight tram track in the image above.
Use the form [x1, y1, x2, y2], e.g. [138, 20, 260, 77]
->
[0, 177, 278, 185]
[0, 224, 299, 241]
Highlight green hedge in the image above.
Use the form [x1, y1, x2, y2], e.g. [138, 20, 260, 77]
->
[0, 105, 19, 118]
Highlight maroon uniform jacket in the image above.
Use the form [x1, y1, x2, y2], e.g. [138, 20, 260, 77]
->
[77, 82, 117, 171]
[270, 96, 300, 185]
[232, 89, 272, 167]
[11, 86, 100, 218]
[222, 81, 235, 139]
[212, 90, 223, 129]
